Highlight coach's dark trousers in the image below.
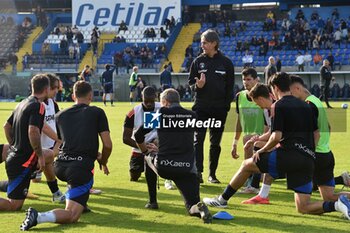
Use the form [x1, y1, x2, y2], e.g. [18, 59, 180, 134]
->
[194, 108, 228, 177]
[145, 162, 200, 211]
[320, 82, 331, 108]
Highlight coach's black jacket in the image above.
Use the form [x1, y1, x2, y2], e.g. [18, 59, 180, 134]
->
[188, 51, 235, 111]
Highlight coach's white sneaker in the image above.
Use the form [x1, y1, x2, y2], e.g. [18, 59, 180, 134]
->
[341, 171, 350, 187]
[52, 190, 65, 203]
[203, 196, 228, 208]
[90, 188, 102, 195]
[164, 180, 176, 190]
[336, 195, 350, 220]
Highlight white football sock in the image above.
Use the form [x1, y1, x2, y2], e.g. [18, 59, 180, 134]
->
[258, 184, 271, 198]
[334, 201, 340, 211]
[37, 211, 56, 224]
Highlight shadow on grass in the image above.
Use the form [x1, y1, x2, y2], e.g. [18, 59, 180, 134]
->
[234, 216, 349, 233]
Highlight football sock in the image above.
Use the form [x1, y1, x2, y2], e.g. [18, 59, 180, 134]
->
[251, 173, 261, 189]
[0, 180, 8, 192]
[334, 176, 344, 185]
[47, 179, 59, 194]
[323, 201, 336, 213]
[221, 185, 237, 201]
[258, 184, 271, 198]
[37, 211, 56, 224]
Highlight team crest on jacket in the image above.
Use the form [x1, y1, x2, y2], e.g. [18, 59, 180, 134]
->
[199, 63, 205, 70]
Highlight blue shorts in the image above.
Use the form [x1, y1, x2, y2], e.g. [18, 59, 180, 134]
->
[256, 148, 314, 194]
[103, 83, 113, 94]
[129, 85, 136, 92]
[55, 161, 93, 207]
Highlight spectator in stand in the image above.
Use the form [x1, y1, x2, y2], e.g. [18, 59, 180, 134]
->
[164, 18, 171, 30]
[251, 36, 258, 46]
[333, 53, 342, 71]
[243, 40, 250, 51]
[149, 28, 156, 38]
[334, 29, 342, 48]
[91, 27, 100, 56]
[75, 31, 84, 44]
[325, 18, 334, 34]
[75, 44, 81, 59]
[185, 54, 194, 72]
[236, 41, 242, 52]
[296, 52, 305, 72]
[264, 56, 276, 83]
[224, 25, 231, 38]
[259, 45, 266, 57]
[242, 50, 253, 68]
[332, 8, 339, 21]
[71, 25, 79, 35]
[268, 37, 276, 51]
[185, 44, 193, 57]
[295, 9, 305, 20]
[311, 10, 319, 21]
[42, 42, 51, 55]
[276, 56, 282, 72]
[113, 35, 125, 43]
[313, 51, 323, 70]
[144, 28, 150, 38]
[66, 27, 73, 44]
[340, 19, 348, 40]
[147, 48, 154, 68]
[68, 44, 75, 59]
[281, 18, 291, 31]
[118, 20, 128, 33]
[22, 52, 29, 70]
[312, 37, 320, 50]
[193, 31, 201, 43]
[59, 38, 68, 55]
[160, 27, 168, 39]
[160, 64, 172, 91]
[170, 16, 176, 31]
[326, 52, 335, 70]
[8, 53, 18, 75]
[34, 5, 42, 26]
[304, 51, 312, 71]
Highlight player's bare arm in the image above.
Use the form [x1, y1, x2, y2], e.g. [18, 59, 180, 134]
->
[3, 121, 13, 144]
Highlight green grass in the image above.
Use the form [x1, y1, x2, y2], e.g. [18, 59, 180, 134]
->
[0, 101, 350, 233]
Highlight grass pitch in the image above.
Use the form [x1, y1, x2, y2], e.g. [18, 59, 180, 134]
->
[0, 101, 349, 233]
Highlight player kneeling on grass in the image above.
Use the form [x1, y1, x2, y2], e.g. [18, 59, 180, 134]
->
[20, 81, 112, 231]
[203, 73, 350, 220]
[0, 75, 62, 212]
[134, 88, 212, 223]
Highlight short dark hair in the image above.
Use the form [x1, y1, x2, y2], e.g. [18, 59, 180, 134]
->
[31, 74, 50, 94]
[142, 86, 156, 99]
[242, 68, 258, 79]
[290, 75, 306, 87]
[269, 72, 290, 92]
[73, 81, 92, 98]
[201, 29, 220, 50]
[105, 64, 110, 70]
[249, 83, 270, 99]
[45, 73, 60, 89]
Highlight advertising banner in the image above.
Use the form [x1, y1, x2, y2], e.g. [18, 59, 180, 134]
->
[72, 0, 181, 29]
